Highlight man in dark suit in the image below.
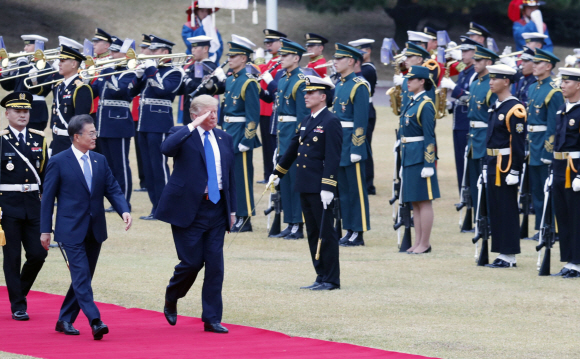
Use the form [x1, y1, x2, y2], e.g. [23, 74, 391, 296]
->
[271, 76, 342, 290]
[156, 95, 236, 334]
[40, 115, 132, 340]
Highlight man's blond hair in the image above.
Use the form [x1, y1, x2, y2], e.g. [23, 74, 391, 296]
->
[190, 95, 218, 115]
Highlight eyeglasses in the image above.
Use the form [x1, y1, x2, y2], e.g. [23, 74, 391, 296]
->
[81, 131, 98, 138]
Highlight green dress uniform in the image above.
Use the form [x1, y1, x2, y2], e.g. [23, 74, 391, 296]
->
[400, 43, 436, 110]
[526, 49, 564, 231]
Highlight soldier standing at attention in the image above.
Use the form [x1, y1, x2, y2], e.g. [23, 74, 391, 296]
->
[512, 47, 537, 108]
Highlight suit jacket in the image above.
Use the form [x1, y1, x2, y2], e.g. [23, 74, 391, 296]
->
[40, 147, 130, 244]
[155, 126, 236, 230]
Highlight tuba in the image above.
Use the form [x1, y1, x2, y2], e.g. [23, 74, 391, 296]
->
[386, 59, 403, 116]
[435, 60, 457, 119]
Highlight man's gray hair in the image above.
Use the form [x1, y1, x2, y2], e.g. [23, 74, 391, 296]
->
[190, 95, 218, 115]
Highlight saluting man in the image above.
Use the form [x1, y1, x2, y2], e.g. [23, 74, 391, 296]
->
[222, 35, 261, 232]
[525, 48, 563, 240]
[484, 64, 527, 268]
[332, 43, 370, 247]
[0, 92, 48, 321]
[305, 33, 328, 78]
[271, 76, 342, 290]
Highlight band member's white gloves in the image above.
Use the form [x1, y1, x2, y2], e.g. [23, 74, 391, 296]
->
[573, 178, 580, 192]
[214, 67, 226, 82]
[482, 169, 487, 184]
[500, 56, 517, 70]
[261, 71, 274, 85]
[540, 158, 552, 165]
[505, 174, 519, 185]
[321, 190, 334, 209]
[530, 9, 544, 34]
[421, 167, 434, 178]
[238, 143, 250, 152]
[28, 66, 39, 85]
[565, 55, 577, 67]
[134, 64, 146, 78]
[350, 154, 362, 163]
[51, 59, 60, 71]
[268, 174, 280, 187]
[204, 79, 215, 90]
[144, 59, 157, 69]
[393, 74, 404, 87]
[16, 56, 29, 66]
[544, 174, 553, 193]
[440, 77, 456, 90]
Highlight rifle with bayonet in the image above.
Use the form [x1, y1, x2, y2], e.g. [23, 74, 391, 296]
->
[389, 129, 401, 223]
[455, 145, 473, 232]
[472, 169, 489, 266]
[518, 159, 531, 239]
[535, 170, 554, 276]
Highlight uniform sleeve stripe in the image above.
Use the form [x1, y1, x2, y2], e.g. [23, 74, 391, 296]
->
[275, 164, 288, 174]
[321, 178, 337, 186]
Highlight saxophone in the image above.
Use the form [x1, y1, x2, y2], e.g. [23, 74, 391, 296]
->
[386, 60, 403, 116]
[435, 60, 457, 119]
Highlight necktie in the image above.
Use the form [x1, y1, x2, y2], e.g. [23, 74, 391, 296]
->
[204, 131, 220, 204]
[81, 154, 92, 192]
[18, 133, 25, 147]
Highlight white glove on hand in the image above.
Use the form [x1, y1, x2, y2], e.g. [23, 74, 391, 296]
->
[51, 59, 60, 71]
[573, 178, 580, 192]
[502, 46, 512, 56]
[204, 79, 215, 90]
[350, 153, 362, 163]
[505, 174, 519, 186]
[144, 59, 157, 69]
[134, 64, 146, 78]
[565, 55, 576, 67]
[540, 158, 552, 165]
[482, 169, 487, 184]
[446, 100, 453, 110]
[440, 77, 456, 90]
[320, 190, 334, 209]
[238, 143, 250, 152]
[261, 71, 274, 85]
[255, 47, 265, 59]
[16, 56, 28, 66]
[500, 56, 517, 69]
[28, 66, 39, 84]
[530, 9, 544, 34]
[214, 67, 226, 82]
[421, 167, 434, 178]
[393, 74, 404, 87]
[450, 49, 462, 62]
[268, 174, 280, 187]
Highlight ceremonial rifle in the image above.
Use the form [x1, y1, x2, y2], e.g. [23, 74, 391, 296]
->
[333, 192, 342, 238]
[472, 172, 489, 266]
[535, 171, 554, 276]
[454, 146, 473, 232]
[389, 129, 401, 223]
[394, 202, 412, 252]
[518, 160, 531, 239]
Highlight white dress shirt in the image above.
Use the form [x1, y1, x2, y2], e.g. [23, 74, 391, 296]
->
[411, 90, 426, 101]
[195, 126, 222, 191]
[9, 126, 27, 143]
[71, 145, 92, 176]
[62, 73, 78, 89]
[311, 106, 326, 118]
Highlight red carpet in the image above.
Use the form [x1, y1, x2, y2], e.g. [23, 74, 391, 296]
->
[0, 287, 436, 359]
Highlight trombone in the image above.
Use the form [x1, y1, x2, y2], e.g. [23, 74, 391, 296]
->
[80, 48, 139, 79]
[23, 68, 60, 88]
[136, 53, 194, 67]
[0, 50, 54, 82]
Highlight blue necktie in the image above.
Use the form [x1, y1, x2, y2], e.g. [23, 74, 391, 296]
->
[204, 131, 220, 204]
[81, 154, 92, 192]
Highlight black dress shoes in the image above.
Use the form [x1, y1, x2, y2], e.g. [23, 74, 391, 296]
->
[563, 269, 580, 279]
[55, 320, 80, 335]
[230, 217, 252, 232]
[204, 322, 229, 333]
[104, 206, 115, 213]
[272, 224, 292, 238]
[139, 214, 157, 220]
[338, 230, 353, 246]
[367, 187, 376, 195]
[12, 311, 29, 321]
[311, 282, 340, 291]
[551, 267, 571, 277]
[341, 232, 364, 246]
[91, 319, 109, 340]
[284, 223, 304, 240]
[485, 258, 516, 268]
[164, 300, 177, 326]
[300, 282, 321, 289]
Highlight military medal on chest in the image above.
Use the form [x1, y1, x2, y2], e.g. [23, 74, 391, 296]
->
[233, 99, 237, 105]
[570, 119, 575, 126]
[498, 114, 505, 121]
[6, 161, 14, 171]
[341, 104, 346, 113]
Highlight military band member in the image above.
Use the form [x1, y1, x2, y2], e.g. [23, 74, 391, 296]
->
[484, 64, 527, 268]
[332, 43, 370, 246]
[512, 47, 537, 107]
[394, 43, 436, 111]
[466, 22, 491, 46]
[130, 36, 183, 220]
[551, 67, 580, 278]
[222, 35, 261, 232]
[525, 49, 563, 239]
[405, 31, 442, 86]
[90, 28, 114, 123]
[0, 35, 51, 132]
[0, 92, 48, 320]
[271, 76, 341, 290]
[50, 45, 94, 155]
[91, 36, 136, 212]
[305, 33, 328, 78]
[521, 32, 547, 51]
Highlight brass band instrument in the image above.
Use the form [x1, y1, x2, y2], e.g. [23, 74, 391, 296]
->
[0, 50, 54, 82]
[386, 59, 403, 116]
[314, 60, 337, 77]
[435, 60, 457, 119]
[499, 50, 523, 59]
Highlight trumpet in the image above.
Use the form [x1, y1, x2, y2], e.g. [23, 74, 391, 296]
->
[0, 49, 49, 71]
[0, 50, 53, 82]
[136, 52, 193, 67]
[81, 48, 138, 79]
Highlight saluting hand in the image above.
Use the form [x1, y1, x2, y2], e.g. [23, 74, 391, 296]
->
[188, 111, 212, 131]
[123, 212, 132, 231]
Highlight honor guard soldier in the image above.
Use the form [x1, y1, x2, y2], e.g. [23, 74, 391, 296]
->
[465, 45, 498, 211]
[332, 43, 370, 246]
[50, 45, 94, 155]
[399, 66, 440, 254]
[349, 39, 378, 195]
[0, 92, 48, 321]
[130, 35, 184, 220]
[91, 37, 137, 212]
[484, 64, 527, 268]
[525, 48, 563, 239]
[305, 33, 328, 78]
[551, 67, 580, 278]
[271, 76, 342, 290]
[0, 35, 51, 132]
[466, 22, 492, 46]
[222, 35, 261, 232]
[511, 0, 553, 53]
[512, 47, 537, 107]
[521, 32, 548, 51]
[180, 35, 226, 126]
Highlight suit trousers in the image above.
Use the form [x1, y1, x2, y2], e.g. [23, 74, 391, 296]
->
[98, 137, 133, 206]
[300, 193, 340, 287]
[338, 162, 370, 232]
[260, 115, 275, 180]
[280, 164, 303, 224]
[59, 228, 102, 324]
[166, 197, 226, 324]
[139, 132, 169, 215]
[529, 164, 549, 230]
[2, 214, 46, 313]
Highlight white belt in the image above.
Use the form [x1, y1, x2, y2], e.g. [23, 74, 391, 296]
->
[32, 95, 45, 102]
[527, 125, 547, 132]
[0, 184, 39, 192]
[141, 98, 172, 107]
[487, 148, 511, 156]
[369, 98, 373, 103]
[52, 127, 68, 136]
[470, 121, 488, 128]
[341, 121, 354, 128]
[278, 116, 297, 122]
[554, 151, 580, 160]
[103, 100, 131, 108]
[401, 136, 424, 143]
[223, 116, 246, 123]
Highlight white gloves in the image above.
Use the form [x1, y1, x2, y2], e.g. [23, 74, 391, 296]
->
[440, 77, 456, 90]
[214, 67, 226, 82]
[261, 71, 274, 85]
[255, 47, 265, 60]
[482, 169, 487, 184]
[321, 190, 334, 209]
[238, 143, 250, 152]
[28, 66, 39, 84]
[500, 56, 517, 70]
[350, 154, 362, 163]
[502, 46, 512, 56]
[544, 174, 553, 193]
[505, 174, 519, 186]
[16, 56, 28, 66]
[268, 174, 280, 187]
[446, 42, 461, 62]
[540, 158, 552, 165]
[144, 59, 157, 69]
[393, 74, 404, 87]
[51, 59, 60, 71]
[572, 178, 580, 192]
[204, 79, 215, 90]
[565, 55, 577, 67]
[134, 64, 146, 78]
[530, 9, 544, 34]
[421, 167, 434, 178]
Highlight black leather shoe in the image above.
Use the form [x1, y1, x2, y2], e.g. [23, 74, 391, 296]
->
[204, 322, 229, 333]
[563, 269, 580, 279]
[485, 258, 517, 268]
[338, 230, 353, 246]
[164, 300, 177, 326]
[284, 223, 304, 240]
[311, 282, 340, 291]
[300, 282, 321, 289]
[551, 267, 571, 277]
[272, 224, 292, 238]
[134, 187, 147, 192]
[341, 232, 364, 247]
[367, 187, 376, 195]
[12, 311, 29, 321]
[139, 214, 157, 220]
[104, 206, 115, 213]
[90, 319, 109, 340]
[55, 320, 80, 335]
[257, 179, 267, 184]
[230, 217, 252, 232]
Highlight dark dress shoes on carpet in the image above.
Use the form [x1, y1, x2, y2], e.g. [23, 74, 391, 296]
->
[164, 300, 177, 326]
[311, 282, 340, 291]
[300, 282, 321, 289]
[104, 206, 115, 213]
[485, 258, 516, 268]
[562, 269, 580, 279]
[204, 322, 229, 333]
[139, 214, 157, 221]
[12, 311, 29, 321]
[55, 320, 80, 335]
[91, 319, 109, 340]
[551, 267, 571, 277]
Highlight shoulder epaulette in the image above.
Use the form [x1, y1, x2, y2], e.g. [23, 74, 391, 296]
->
[54, 80, 64, 87]
[241, 77, 260, 101]
[245, 73, 257, 80]
[545, 86, 562, 105]
[353, 77, 363, 83]
[349, 79, 370, 102]
[505, 103, 527, 132]
[292, 78, 306, 100]
[0, 130, 9, 137]
[74, 79, 84, 88]
[417, 98, 435, 126]
[29, 129, 45, 137]
[297, 73, 305, 80]
[550, 81, 559, 89]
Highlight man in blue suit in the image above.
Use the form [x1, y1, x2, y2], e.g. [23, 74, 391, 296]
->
[40, 115, 132, 340]
[156, 95, 236, 334]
